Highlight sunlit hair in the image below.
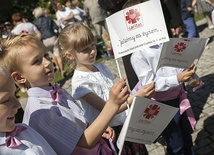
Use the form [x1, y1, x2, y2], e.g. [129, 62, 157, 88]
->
[0, 34, 46, 74]
[33, 6, 45, 19]
[58, 23, 95, 69]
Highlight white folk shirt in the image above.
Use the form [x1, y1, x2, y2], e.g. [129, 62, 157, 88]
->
[0, 123, 57, 155]
[131, 45, 183, 101]
[23, 86, 87, 155]
[72, 62, 127, 127]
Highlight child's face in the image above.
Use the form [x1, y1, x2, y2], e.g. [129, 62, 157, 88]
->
[72, 0, 78, 6]
[0, 74, 21, 132]
[65, 1, 72, 8]
[17, 46, 54, 88]
[56, 2, 64, 11]
[75, 42, 97, 66]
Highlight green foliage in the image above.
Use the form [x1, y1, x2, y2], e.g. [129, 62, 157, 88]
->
[38, 0, 52, 9]
[194, 13, 204, 22]
[12, 0, 39, 22]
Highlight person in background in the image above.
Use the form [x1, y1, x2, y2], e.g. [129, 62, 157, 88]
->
[165, 0, 183, 38]
[53, 38, 65, 77]
[33, 7, 65, 77]
[53, 0, 75, 29]
[65, 0, 83, 23]
[2, 21, 13, 39]
[197, 0, 214, 29]
[83, 0, 108, 37]
[180, 0, 199, 38]
[0, 66, 57, 155]
[11, 12, 41, 39]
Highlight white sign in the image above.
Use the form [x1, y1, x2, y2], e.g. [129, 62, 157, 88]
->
[106, 0, 169, 59]
[117, 97, 178, 155]
[156, 38, 209, 72]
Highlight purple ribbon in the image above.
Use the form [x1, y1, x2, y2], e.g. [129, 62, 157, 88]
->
[6, 126, 27, 148]
[50, 83, 63, 103]
[98, 138, 113, 155]
[108, 138, 117, 155]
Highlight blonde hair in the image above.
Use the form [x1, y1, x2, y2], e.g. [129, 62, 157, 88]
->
[0, 34, 46, 74]
[33, 7, 45, 19]
[58, 23, 95, 69]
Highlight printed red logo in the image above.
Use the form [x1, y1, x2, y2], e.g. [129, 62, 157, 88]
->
[137, 102, 162, 125]
[124, 6, 143, 31]
[125, 9, 140, 24]
[174, 42, 186, 52]
[143, 104, 160, 119]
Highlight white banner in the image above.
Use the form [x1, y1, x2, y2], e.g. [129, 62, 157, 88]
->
[106, 0, 169, 59]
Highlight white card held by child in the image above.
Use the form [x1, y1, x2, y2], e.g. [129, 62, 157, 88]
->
[117, 96, 178, 155]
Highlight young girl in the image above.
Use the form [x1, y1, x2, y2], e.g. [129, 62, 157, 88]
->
[58, 23, 155, 154]
[0, 66, 57, 155]
[0, 34, 129, 155]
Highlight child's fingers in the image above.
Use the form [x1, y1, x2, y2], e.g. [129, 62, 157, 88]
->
[188, 63, 195, 71]
[142, 82, 155, 93]
[145, 82, 155, 90]
[115, 79, 127, 92]
[120, 86, 129, 96]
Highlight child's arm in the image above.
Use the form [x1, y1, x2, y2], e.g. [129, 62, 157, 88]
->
[81, 92, 106, 111]
[61, 12, 75, 25]
[77, 79, 129, 148]
[81, 80, 155, 114]
[192, 0, 197, 7]
[206, 0, 214, 6]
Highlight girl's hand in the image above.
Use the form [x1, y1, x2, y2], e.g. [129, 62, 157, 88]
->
[102, 126, 116, 142]
[177, 64, 196, 82]
[136, 82, 155, 99]
[108, 78, 130, 107]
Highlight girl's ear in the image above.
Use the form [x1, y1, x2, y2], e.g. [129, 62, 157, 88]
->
[11, 72, 27, 84]
[65, 51, 75, 60]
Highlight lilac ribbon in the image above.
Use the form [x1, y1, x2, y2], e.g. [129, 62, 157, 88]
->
[130, 80, 142, 96]
[179, 86, 196, 130]
[108, 138, 117, 155]
[50, 83, 63, 103]
[6, 126, 27, 148]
